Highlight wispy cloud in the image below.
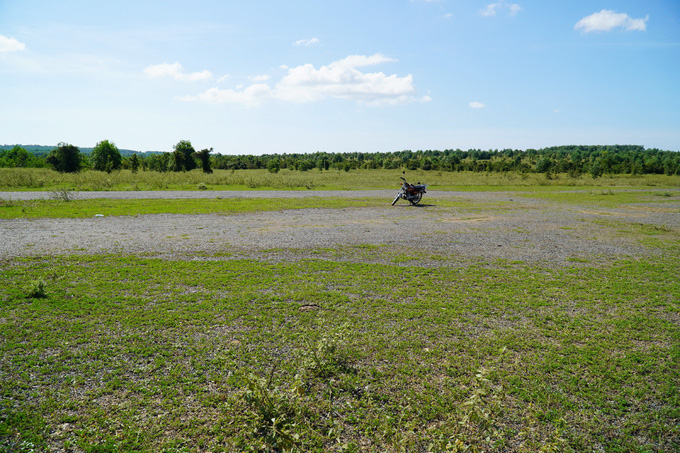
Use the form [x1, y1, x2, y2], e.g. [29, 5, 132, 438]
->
[575, 10, 649, 33]
[0, 35, 26, 52]
[469, 101, 486, 109]
[143, 62, 212, 81]
[179, 84, 272, 107]
[481, 1, 521, 17]
[294, 37, 319, 46]
[181, 54, 430, 107]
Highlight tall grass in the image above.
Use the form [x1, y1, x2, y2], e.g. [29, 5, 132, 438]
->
[1, 167, 678, 191]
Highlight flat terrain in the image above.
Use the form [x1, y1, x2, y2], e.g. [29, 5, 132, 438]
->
[1, 188, 679, 452]
[2, 189, 678, 265]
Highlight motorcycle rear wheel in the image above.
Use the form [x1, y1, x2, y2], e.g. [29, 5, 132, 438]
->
[409, 192, 423, 205]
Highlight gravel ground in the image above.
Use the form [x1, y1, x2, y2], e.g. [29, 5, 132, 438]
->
[2, 190, 678, 266]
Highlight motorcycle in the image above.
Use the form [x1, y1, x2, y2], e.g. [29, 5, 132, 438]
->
[392, 176, 428, 206]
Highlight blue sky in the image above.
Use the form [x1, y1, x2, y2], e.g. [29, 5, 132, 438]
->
[1, 0, 678, 154]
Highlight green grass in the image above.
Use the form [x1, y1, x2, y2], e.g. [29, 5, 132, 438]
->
[1, 252, 678, 452]
[1, 182, 679, 451]
[2, 188, 677, 221]
[517, 190, 680, 208]
[1, 167, 679, 192]
[0, 197, 386, 219]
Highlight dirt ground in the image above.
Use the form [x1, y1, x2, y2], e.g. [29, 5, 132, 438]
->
[1, 190, 678, 266]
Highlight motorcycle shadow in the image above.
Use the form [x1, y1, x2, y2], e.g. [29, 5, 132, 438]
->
[392, 203, 436, 208]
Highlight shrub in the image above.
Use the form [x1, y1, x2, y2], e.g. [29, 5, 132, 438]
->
[91, 140, 122, 172]
[46, 143, 81, 173]
[50, 188, 75, 202]
[27, 280, 47, 298]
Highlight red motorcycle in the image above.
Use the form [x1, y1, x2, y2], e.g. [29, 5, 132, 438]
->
[392, 176, 428, 206]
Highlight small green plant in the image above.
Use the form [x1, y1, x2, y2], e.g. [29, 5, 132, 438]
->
[590, 189, 615, 195]
[0, 197, 16, 207]
[197, 182, 208, 190]
[50, 188, 75, 202]
[242, 371, 302, 452]
[26, 279, 47, 298]
[299, 321, 353, 378]
[459, 366, 503, 429]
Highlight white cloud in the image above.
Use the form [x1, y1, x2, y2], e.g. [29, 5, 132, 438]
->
[575, 10, 649, 33]
[143, 62, 212, 81]
[294, 37, 319, 46]
[508, 4, 521, 16]
[469, 101, 486, 109]
[274, 54, 428, 105]
[179, 84, 272, 107]
[182, 53, 429, 107]
[0, 35, 26, 52]
[250, 74, 271, 82]
[481, 1, 521, 17]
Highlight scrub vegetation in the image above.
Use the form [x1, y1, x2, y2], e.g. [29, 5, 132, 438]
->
[0, 167, 679, 192]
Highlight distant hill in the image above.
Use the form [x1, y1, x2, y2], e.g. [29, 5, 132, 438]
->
[0, 144, 166, 157]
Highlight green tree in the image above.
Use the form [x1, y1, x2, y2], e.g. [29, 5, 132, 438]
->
[129, 153, 140, 173]
[147, 153, 170, 172]
[267, 158, 281, 174]
[195, 148, 213, 173]
[0, 145, 33, 167]
[172, 140, 197, 172]
[90, 140, 122, 173]
[172, 149, 185, 172]
[535, 157, 553, 174]
[590, 159, 602, 178]
[46, 142, 81, 173]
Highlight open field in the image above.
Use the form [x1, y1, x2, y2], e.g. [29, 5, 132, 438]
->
[1, 168, 679, 192]
[1, 182, 679, 451]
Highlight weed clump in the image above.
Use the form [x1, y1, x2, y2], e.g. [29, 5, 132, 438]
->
[0, 197, 17, 207]
[26, 279, 47, 298]
[241, 372, 302, 452]
[50, 188, 75, 202]
[298, 321, 353, 378]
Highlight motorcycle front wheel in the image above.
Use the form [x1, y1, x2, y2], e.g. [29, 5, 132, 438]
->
[409, 192, 423, 205]
[391, 193, 401, 206]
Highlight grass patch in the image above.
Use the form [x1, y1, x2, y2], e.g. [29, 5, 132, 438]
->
[1, 253, 678, 451]
[1, 168, 679, 192]
[516, 190, 679, 208]
[0, 197, 387, 219]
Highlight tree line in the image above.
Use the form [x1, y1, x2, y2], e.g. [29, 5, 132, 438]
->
[1, 142, 679, 177]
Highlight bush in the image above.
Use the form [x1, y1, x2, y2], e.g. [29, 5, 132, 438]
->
[46, 143, 81, 173]
[27, 280, 47, 298]
[90, 140, 122, 172]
